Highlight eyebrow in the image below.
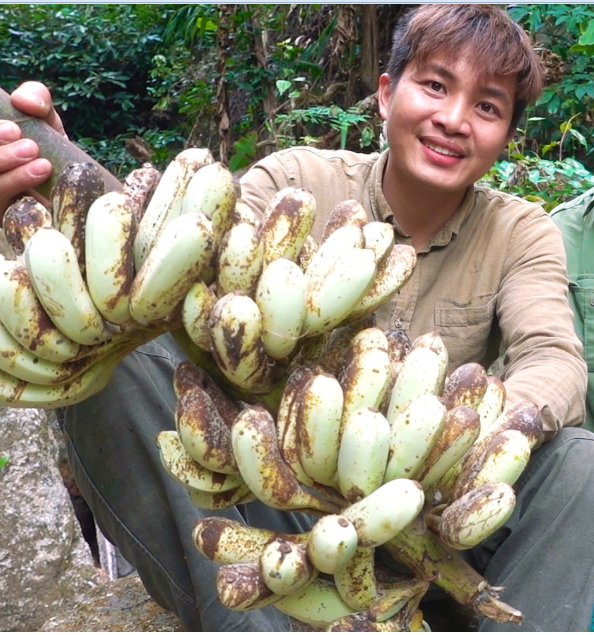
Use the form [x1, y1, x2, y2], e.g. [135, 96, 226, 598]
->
[422, 62, 513, 105]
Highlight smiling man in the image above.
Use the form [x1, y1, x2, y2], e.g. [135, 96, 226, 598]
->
[1, 4, 594, 633]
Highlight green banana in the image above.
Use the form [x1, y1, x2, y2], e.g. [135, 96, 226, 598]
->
[441, 362, 488, 410]
[297, 234, 318, 271]
[121, 162, 161, 223]
[181, 281, 217, 351]
[255, 258, 307, 361]
[232, 199, 262, 230]
[130, 212, 215, 325]
[216, 222, 264, 297]
[333, 546, 378, 611]
[337, 407, 391, 502]
[362, 221, 395, 264]
[306, 514, 358, 575]
[410, 331, 448, 389]
[476, 376, 507, 439]
[133, 147, 213, 270]
[321, 199, 368, 242]
[259, 538, 317, 595]
[157, 430, 243, 492]
[2, 196, 52, 258]
[368, 578, 429, 623]
[231, 404, 340, 513]
[327, 610, 427, 632]
[216, 562, 280, 611]
[304, 224, 364, 284]
[193, 517, 307, 565]
[188, 482, 255, 510]
[24, 227, 113, 346]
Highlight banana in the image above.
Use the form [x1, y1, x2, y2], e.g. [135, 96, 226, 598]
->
[193, 517, 308, 565]
[321, 199, 368, 242]
[216, 562, 280, 611]
[368, 578, 429, 623]
[379, 328, 412, 414]
[411, 331, 448, 388]
[306, 514, 358, 575]
[51, 161, 106, 275]
[297, 234, 318, 272]
[180, 161, 237, 248]
[260, 187, 316, 266]
[452, 429, 531, 500]
[188, 482, 255, 510]
[385, 346, 446, 424]
[157, 430, 243, 492]
[337, 407, 391, 502]
[438, 482, 516, 550]
[384, 394, 447, 482]
[121, 162, 161, 223]
[416, 405, 481, 489]
[130, 212, 215, 325]
[255, 258, 307, 361]
[476, 376, 507, 438]
[296, 371, 344, 486]
[232, 199, 262, 230]
[341, 478, 425, 547]
[328, 610, 427, 632]
[24, 227, 113, 346]
[216, 222, 263, 297]
[362, 221, 395, 264]
[175, 385, 238, 474]
[231, 404, 340, 513]
[347, 244, 417, 323]
[303, 247, 376, 338]
[181, 281, 217, 351]
[134, 147, 213, 270]
[259, 538, 317, 595]
[304, 224, 364, 282]
[333, 546, 378, 611]
[85, 191, 137, 326]
[311, 320, 373, 377]
[2, 196, 52, 258]
[273, 578, 354, 629]
[0, 257, 81, 362]
[342, 327, 389, 366]
[208, 292, 277, 393]
[441, 362, 488, 411]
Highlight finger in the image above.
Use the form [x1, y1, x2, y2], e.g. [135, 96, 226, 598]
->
[10, 81, 66, 136]
[0, 120, 23, 145]
[0, 159, 53, 218]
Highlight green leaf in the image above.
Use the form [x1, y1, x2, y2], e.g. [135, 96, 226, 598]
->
[0, 456, 8, 470]
[578, 19, 594, 45]
[275, 79, 292, 96]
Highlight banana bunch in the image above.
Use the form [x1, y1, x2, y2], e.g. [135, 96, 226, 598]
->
[161, 323, 542, 629]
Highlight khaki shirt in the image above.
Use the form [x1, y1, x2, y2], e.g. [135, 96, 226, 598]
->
[240, 147, 587, 438]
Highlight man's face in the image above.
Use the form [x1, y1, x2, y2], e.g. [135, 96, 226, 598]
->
[378, 51, 516, 198]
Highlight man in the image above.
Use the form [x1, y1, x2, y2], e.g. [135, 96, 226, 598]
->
[2, 5, 594, 632]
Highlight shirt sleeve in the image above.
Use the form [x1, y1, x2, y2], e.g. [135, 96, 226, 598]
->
[497, 206, 587, 440]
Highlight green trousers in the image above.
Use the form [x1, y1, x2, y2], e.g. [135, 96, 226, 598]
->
[58, 334, 594, 632]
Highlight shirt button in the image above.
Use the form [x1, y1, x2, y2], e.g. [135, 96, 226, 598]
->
[394, 319, 404, 328]
[590, 299, 594, 307]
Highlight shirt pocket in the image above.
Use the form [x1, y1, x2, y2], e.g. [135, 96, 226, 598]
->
[434, 297, 496, 367]
[569, 275, 594, 371]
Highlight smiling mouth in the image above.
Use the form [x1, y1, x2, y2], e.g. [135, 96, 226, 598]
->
[422, 140, 464, 158]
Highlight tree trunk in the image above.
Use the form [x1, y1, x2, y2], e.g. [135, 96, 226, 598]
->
[360, 5, 379, 94]
[215, 5, 232, 164]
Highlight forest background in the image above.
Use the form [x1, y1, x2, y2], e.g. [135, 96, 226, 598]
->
[2, 3, 594, 211]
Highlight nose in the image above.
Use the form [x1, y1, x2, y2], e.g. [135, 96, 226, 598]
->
[431, 97, 472, 136]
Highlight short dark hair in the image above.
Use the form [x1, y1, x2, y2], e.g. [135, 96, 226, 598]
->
[386, 5, 544, 130]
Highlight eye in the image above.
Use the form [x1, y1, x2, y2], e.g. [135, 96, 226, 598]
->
[479, 102, 497, 115]
[429, 81, 444, 92]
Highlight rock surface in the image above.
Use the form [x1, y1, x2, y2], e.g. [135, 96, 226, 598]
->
[0, 407, 101, 631]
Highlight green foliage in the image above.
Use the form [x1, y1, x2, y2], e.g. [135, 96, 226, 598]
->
[0, 456, 8, 470]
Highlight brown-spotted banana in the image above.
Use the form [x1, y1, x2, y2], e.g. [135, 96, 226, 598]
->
[297, 234, 318, 271]
[410, 331, 449, 385]
[259, 538, 317, 595]
[385, 347, 446, 423]
[193, 517, 308, 565]
[180, 281, 217, 351]
[339, 326, 389, 374]
[439, 482, 516, 550]
[51, 161, 105, 275]
[130, 212, 215, 325]
[384, 394, 447, 482]
[133, 147, 213, 270]
[215, 222, 263, 297]
[85, 191, 137, 326]
[476, 375, 507, 439]
[333, 546, 377, 611]
[379, 327, 412, 413]
[175, 386, 238, 474]
[181, 161, 237, 249]
[3, 196, 52, 259]
[188, 482, 255, 510]
[328, 610, 428, 632]
[0, 257, 81, 362]
[121, 162, 161, 223]
[232, 199, 262, 230]
[304, 224, 364, 283]
[337, 407, 391, 502]
[24, 227, 113, 346]
[416, 405, 481, 489]
[157, 430, 243, 493]
[347, 244, 417, 323]
[306, 514, 358, 575]
[321, 199, 368, 242]
[452, 429, 531, 500]
[441, 362, 489, 410]
[273, 578, 354, 629]
[362, 221, 395, 264]
[296, 371, 344, 486]
[303, 247, 377, 338]
[208, 292, 276, 393]
[368, 578, 430, 623]
[231, 404, 340, 513]
[216, 562, 280, 611]
[255, 258, 307, 361]
[260, 187, 316, 266]
[342, 478, 425, 547]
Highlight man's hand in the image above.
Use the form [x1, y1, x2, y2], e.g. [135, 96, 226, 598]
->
[0, 81, 65, 214]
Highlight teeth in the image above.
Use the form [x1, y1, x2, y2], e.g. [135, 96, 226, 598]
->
[424, 141, 461, 157]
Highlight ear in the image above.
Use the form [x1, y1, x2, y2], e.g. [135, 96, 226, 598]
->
[377, 73, 393, 121]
